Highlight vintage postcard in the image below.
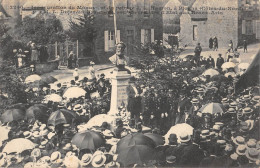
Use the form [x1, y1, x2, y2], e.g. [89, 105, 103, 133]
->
[0, 0, 259, 167]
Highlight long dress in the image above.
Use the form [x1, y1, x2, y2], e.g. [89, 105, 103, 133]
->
[31, 47, 38, 62]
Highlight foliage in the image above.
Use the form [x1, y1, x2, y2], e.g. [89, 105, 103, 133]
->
[15, 15, 66, 45]
[0, 24, 24, 61]
[0, 61, 28, 113]
[67, 13, 97, 57]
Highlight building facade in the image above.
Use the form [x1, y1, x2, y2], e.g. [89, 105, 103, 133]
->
[178, 0, 260, 48]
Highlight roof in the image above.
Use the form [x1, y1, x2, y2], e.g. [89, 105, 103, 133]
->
[189, 10, 207, 21]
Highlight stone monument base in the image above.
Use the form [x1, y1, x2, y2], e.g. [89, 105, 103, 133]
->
[107, 69, 131, 116]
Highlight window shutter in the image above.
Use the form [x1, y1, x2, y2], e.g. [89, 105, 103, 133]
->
[256, 20, 260, 39]
[151, 28, 154, 42]
[116, 30, 120, 43]
[242, 20, 246, 34]
[104, 31, 109, 52]
[253, 20, 256, 34]
[141, 29, 145, 44]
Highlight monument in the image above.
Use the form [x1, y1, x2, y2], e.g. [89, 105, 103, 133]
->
[108, 42, 132, 116]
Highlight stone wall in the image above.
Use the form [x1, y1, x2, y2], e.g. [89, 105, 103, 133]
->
[179, 0, 239, 48]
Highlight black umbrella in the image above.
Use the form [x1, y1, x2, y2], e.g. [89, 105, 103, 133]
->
[71, 130, 106, 151]
[26, 104, 49, 123]
[47, 109, 78, 126]
[41, 76, 57, 84]
[116, 133, 156, 152]
[117, 145, 156, 166]
[1, 109, 25, 123]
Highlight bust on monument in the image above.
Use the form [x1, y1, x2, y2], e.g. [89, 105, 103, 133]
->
[109, 42, 131, 74]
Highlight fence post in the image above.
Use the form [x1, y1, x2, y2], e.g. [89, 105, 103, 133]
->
[55, 41, 58, 58]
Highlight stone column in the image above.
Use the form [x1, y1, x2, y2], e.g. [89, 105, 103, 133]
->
[108, 70, 131, 116]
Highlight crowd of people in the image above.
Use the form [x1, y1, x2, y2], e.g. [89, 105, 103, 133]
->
[0, 41, 259, 168]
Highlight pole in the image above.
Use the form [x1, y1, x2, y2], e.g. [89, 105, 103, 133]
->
[113, 0, 117, 44]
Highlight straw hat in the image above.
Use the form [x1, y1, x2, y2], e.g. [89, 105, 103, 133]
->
[191, 98, 199, 104]
[217, 140, 226, 148]
[215, 122, 224, 127]
[91, 151, 106, 167]
[50, 151, 62, 162]
[236, 145, 247, 155]
[197, 88, 204, 93]
[63, 143, 72, 151]
[230, 153, 238, 160]
[103, 130, 114, 137]
[179, 132, 191, 143]
[40, 129, 49, 136]
[242, 107, 253, 114]
[105, 161, 120, 168]
[221, 98, 229, 104]
[243, 95, 250, 100]
[39, 139, 48, 149]
[47, 132, 56, 140]
[246, 148, 259, 162]
[73, 104, 83, 112]
[39, 124, 47, 131]
[227, 108, 236, 114]
[33, 131, 40, 138]
[90, 61, 95, 65]
[247, 140, 257, 149]
[212, 125, 221, 132]
[23, 131, 32, 139]
[229, 102, 237, 108]
[252, 96, 260, 102]
[81, 154, 93, 167]
[233, 136, 245, 146]
[201, 130, 210, 137]
[166, 155, 176, 164]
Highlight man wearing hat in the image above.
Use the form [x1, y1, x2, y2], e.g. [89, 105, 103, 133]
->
[179, 132, 205, 167]
[189, 98, 201, 115]
[173, 132, 192, 165]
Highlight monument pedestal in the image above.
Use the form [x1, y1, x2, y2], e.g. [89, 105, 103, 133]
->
[108, 70, 131, 116]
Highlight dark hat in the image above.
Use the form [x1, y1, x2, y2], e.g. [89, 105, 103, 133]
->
[168, 134, 177, 144]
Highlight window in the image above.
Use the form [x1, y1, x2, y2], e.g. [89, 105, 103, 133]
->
[141, 29, 154, 44]
[245, 20, 253, 35]
[246, 0, 251, 4]
[193, 25, 198, 41]
[144, 0, 150, 17]
[104, 30, 120, 52]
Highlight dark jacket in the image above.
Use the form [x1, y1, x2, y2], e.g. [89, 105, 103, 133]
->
[179, 143, 205, 167]
[216, 57, 224, 69]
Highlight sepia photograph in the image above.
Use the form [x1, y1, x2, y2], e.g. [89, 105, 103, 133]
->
[0, 0, 259, 167]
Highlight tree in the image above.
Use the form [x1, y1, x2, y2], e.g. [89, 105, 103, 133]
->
[67, 13, 97, 58]
[15, 14, 66, 45]
[0, 60, 28, 113]
[0, 23, 24, 61]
